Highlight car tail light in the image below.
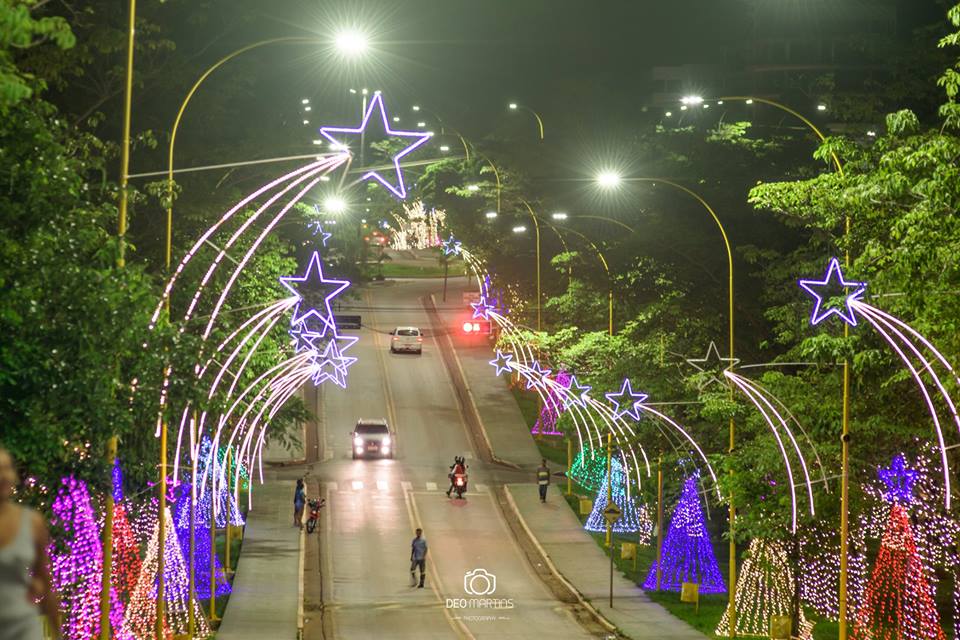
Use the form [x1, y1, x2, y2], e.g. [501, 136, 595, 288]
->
[417, 337, 423, 342]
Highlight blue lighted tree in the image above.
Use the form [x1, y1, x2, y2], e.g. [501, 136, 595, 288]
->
[172, 483, 231, 599]
[584, 457, 653, 542]
[643, 474, 726, 594]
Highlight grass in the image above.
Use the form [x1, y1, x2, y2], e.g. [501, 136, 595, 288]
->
[374, 262, 467, 278]
[509, 387, 846, 640]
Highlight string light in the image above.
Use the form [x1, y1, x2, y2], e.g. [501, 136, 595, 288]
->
[583, 458, 652, 541]
[642, 474, 725, 594]
[173, 483, 231, 599]
[532, 370, 571, 436]
[716, 539, 811, 638]
[569, 449, 608, 491]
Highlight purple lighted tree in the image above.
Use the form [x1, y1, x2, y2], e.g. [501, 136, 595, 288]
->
[532, 370, 571, 435]
[642, 474, 725, 594]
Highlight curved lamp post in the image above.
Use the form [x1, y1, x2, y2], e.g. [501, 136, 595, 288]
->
[508, 101, 545, 140]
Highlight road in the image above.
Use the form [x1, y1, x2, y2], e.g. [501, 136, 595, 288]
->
[300, 278, 598, 639]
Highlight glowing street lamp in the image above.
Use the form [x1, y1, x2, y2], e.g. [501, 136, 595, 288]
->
[333, 29, 369, 57]
[507, 101, 544, 139]
[466, 184, 481, 192]
[485, 211, 498, 220]
[596, 171, 622, 189]
[323, 196, 347, 214]
[551, 212, 568, 221]
[512, 225, 527, 233]
[817, 103, 827, 112]
[680, 95, 704, 105]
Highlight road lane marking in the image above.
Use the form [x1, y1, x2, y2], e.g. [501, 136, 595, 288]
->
[376, 480, 389, 492]
[474, 483, 488, 493]
[366, 289, 400, 432]
[425, 481, 438, 491]
[401, 481, 413, 491]
[351, 480, 364, 491]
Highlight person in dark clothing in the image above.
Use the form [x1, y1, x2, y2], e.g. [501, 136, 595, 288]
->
[537, 459, 550, 503]
[445, 456, 465, 497]
[410, 528, 428, 588]
[293, 478, 306, 529]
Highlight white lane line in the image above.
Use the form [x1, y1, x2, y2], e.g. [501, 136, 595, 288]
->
[401, 481, 413, 491]
[425, 481, 438, 491]
[327, 481, 338, 492]
[351, 480, 364, 491]
[474, 484, 488, 493]
[376, 480, 389, 492]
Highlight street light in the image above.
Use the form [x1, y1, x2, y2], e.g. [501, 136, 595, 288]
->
[301, 98, 310, 104]
[596, 170, 622, 189]
[324, 196, 347, 214]
[512, 225, 527, 233]
[466, 184, 480, 192]
[439, 145, 450, 152]
[334, 29, 369, 57]
[507, 101, 545, 139]
[680, 95, 704, 105]
[551, 212, 568, 221]
[485, 211, 498, 219]
[817, 103, 827, 112]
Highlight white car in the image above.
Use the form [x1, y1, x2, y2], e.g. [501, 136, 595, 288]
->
[390, 326, 422, 354]
[351, 419, 394, 459]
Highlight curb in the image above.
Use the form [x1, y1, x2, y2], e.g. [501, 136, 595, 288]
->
[502, 485, 620, 636]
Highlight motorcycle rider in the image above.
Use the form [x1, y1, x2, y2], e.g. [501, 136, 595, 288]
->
[445, 456, 464, 497]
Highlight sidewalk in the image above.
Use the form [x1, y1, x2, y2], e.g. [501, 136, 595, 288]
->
[217, 479, 302, 640]
[506, 484, 706, 639]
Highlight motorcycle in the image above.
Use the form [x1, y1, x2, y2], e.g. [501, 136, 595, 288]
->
[452, 472, 468, 499]
[305, 497, 325, 533]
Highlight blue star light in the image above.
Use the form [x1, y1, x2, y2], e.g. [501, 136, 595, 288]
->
[799, 257, 866, 327]
[605, 378, 648, 421]
[442, 234, 462, 256]
[524, 360, 552, 390]
[318, 92, 432, 199]
[564, 375, 593, 410]
[279, 251, 350, 337]
[878, 454, 918, 504]
[489, 350, 514, 376]
[307, 219, 333, 246]
[471, 296, 494, 320]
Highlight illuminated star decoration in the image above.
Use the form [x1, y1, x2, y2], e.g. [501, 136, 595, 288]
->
[307, 220, 333, 247]
[524, 360, 552, 390]
[442, 234, 462, 256]
[564, 375, 592, 410]
[311, 339, 358, 389]
[489, 350, 514, 376]
[878, 454, 918, 504]
[279, 251, 350, 337]
[471, 296, 494, 320]
[798, 257, 866, 327]
[685, 341, 740, 391]
[289, 323, 323, 353]
[318, 92, 433, 199]
[605, 378, 648, 421]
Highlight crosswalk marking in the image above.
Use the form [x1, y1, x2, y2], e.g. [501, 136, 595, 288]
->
[351, 480, 364, 491]
[425, 482, 438, 491]
[401, 481, 412, 491]
[376, 481, 389, 491]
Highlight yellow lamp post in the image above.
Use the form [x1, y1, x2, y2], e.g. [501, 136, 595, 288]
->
[507, 102, 545, 140]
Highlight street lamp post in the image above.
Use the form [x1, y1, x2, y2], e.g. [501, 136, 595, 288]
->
[508, 102, 545, 140]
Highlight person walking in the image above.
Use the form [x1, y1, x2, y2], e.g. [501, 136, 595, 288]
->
[537, 459, 550, 503]
[410, 528, 427, 588]
[293, 478, 306, 529]
[0, 446, 60, 640]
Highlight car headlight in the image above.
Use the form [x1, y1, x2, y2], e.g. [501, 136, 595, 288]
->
[353, 436, 363, 447]
[382, 435, 391, 446]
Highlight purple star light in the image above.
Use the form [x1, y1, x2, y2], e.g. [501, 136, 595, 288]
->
[489, 350, 514, 376]
[318, 92, 433, 199]
[279, 251, 350, 337]
[564, 375, 592, 410]
[878, 454, 918, 504]
[442, 234, 462, 256]
[605, 378, 648, 421]
[308, 218, 333, 246]
[799, 257, 866, 327]
[524, 360, 552, 390]
[471, 296, 494, 320]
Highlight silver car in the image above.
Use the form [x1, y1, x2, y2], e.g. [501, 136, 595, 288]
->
[351, 419, 394, 459]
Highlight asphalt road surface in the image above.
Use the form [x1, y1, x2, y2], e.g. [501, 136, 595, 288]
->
[304, 279, 596, 639]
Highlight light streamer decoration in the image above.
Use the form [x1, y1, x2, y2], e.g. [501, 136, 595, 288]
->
[800, 257, 960, 508]
[716, 539, 812, 639]
[318, 91, 432, 199]
[583, 457, 653, 540]
[643, 474, 726, 594]
[532, 370, 571, 435]
[685, 341, 740, 390]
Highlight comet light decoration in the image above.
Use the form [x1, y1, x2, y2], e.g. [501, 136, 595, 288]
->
[583, 457, 653, 540]
[318, 91, 432, 199]
[279, 250, 350, 333]
[851, 455, 946, 640]
[684, 341, 740, 390]
[532, 370, 571, 436]
[523, 359, 552, 389]
[441, 233, 462, 256]
[49, 476, 103, 640]
[643, 474, 726, 594]
[716, 539, 813, 639]
[801, 257, 960, 508]
[605, 378, 648, 421]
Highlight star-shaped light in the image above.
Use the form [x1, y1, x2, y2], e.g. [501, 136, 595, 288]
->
[442, 234, 462, 256]
[489, 350, 514, 376]
[799, 257, 866, 327]
[685, 341, 740, 391]
[523, 360, 552, 390]
[878, 454, 917, 504]
[563, 375, 593, 410]
[279, 251, 350, 337]
[318, 92, 433, 199]
[310, 339, 358, 389]
[471, 296, 494, 320]
[290, 323, 323, 353]
[605, 378, 648, 421]
[308, 218, 333, 246]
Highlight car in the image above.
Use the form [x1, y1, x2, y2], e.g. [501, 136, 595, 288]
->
[390, 326, 422, 354]
[351, 419, 394, 459]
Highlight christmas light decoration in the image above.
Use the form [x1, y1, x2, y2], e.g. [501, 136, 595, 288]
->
[172, 483, 230, 599]
[532, 370, 571, 436]
[108, 462, 142, 608]
[642, 474, 726, 594]
[121, 507, 210, 639]
[307, 215, 332, 246]
[716, 539, 811, 638]
[564, 375, 591, 410]
[583, 458, 653, 541]
[470, 296, 496, 320]
[49, 476, 103, 640]
[684, 341, 740, 390]
[569, 449, 608, 491]
[523, 360, 552, 390]
[489, 350, 513, 376]
[605, 378, 647, 421]
[193, 438, 245, 528]
[878, 455, 918, 504]
[441, 233, 462, 256]
[278, 250, 350, 334]
[318, 92, 432, 199]
[798, 257, 866, 327]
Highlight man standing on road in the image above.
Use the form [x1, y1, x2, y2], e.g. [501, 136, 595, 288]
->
[537, 459, 550, 503]
[410, 528, 427, 588]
